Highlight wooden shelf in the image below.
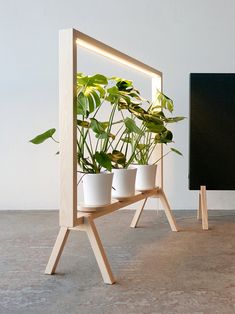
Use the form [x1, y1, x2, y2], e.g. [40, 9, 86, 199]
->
[77, 188, 160, 219]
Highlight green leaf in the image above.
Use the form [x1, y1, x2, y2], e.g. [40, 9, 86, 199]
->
[156, 91, 174, 112]
[144, 122, 166, 133]
[77, 151, 97, 173]
[87, 94, 95, 113]
[91, 90, 101, 108]
[107, 86, 119, 95]
[89, 74, 108, 85]
[106, 94, 117, 104]
[30, 128, 56, 144]
[155, 130, 173, 143]
[100, 121, 109, 130]
[128, 105, 165, 125]
[117, 98, 128, 109]
[77, 92, 87, 116]
[77, 120, 90, 128]
[77, 73, 108, 87]
[142, 114, 164, 125]
[109, 76, 119, 80]
[90, 118, 105, 134]
[165, 116, 185, 123]
[129, 92, 141, 100]
[89, 118, 115, 139]
[95, 85, 106, 98]
[108, 150, 126, 165]
[116, 79, 133, 91]
[89, 118, 108, 139]
[170, 147, 183, 156]
[136, 143, 149, 150]
[95, 132, 109, 139]
[124, 117, 143, 135]
[77, 73, 89, 86]
[84, 88, 102, 113]
[94, 151, 112, 171]
[120, 95, 131, 105]
[166, 99, 174, 112]
[163, 130, 173, 141]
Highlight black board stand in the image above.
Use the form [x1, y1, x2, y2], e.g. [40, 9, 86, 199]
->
[197, 186, 209, 230]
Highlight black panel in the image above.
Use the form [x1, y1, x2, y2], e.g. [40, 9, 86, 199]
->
[189, 73, 235, 190]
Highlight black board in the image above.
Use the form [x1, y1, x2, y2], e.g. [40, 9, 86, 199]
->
[189, 73, 235, 190]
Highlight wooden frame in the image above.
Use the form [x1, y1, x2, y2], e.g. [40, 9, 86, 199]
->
[45, 28, 178, 284]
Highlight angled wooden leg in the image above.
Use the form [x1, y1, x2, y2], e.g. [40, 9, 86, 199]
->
[200, 186, 209, 230]
[197, 190, 202, 220]
[84, 217, 115, 284]
[158, 189, 178, 232]
[130, 198, 148, 228]
[45, 226, 70, 274]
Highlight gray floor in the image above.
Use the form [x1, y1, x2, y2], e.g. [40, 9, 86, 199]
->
[0, 210, 234, 314]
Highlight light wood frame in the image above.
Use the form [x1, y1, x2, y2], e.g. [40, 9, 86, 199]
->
[45, 28, 178, 284]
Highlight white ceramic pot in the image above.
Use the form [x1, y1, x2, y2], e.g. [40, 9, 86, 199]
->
[134, 164, 157, 191]
[112, 168, 137, 199]
[83, 172, 113, 206]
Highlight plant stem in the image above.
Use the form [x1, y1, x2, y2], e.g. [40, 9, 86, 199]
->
[51, 136, 59, 144]
[153, 150, 171, 165]
[102, 102, 117, 152]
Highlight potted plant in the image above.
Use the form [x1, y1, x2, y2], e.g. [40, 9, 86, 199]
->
[107, 115, 144, 198]
[103, 80, 144, 199]
[128, 90, 185, 191]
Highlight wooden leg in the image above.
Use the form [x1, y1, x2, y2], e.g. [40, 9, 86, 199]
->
[84, 217, 115, 284]
[200, 186, 209, 230]
[130, 198, 148, 228]
[197, 190, 202, 220]
[45, 226, 70, 274]
[158, 189, 178, 232]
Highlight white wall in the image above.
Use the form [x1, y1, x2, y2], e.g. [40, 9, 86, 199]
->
[1, 0, 235, 210]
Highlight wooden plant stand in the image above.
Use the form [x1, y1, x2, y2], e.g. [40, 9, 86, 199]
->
[45, 28, 179, 284]
[197, 185, 209, 230]
[45, 188, 178, 284]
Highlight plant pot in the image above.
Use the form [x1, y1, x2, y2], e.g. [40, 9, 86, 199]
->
[112, 168, 137, 199]
[134, 164, 157, 191]
[82, 172, 113, 206]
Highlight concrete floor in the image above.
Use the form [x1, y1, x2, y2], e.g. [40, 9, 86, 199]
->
[0, 210, 234, 314]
